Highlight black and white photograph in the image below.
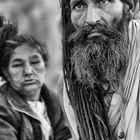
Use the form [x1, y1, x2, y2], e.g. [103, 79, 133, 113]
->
[0, 0, 140, 139]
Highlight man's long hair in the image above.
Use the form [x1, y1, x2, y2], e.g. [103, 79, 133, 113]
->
[62, 0, 131, 139]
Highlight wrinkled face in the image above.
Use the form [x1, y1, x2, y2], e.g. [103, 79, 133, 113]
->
[69, 0, 129, 90]
[70, 0, 124, 30]
[6, 45, 46, 96]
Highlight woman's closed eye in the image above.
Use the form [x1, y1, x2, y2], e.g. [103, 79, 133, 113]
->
[31, 61, 41, 65]
[12, 64, 23, 68]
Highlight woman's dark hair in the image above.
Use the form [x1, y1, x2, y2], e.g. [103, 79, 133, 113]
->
[0, 16, 4, 28]
[0, 24, 48, 80]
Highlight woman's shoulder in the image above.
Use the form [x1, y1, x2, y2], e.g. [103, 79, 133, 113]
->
[0, 84, 21, 118]
[0, 84, 22, 128]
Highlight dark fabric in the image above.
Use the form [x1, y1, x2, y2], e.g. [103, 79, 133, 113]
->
[0, 16, 3, 27]
[0, 83, 71, 140]
[121, 0, 133, 9]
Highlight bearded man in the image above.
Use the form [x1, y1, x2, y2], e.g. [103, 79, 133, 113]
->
[60, 0, 140, 139]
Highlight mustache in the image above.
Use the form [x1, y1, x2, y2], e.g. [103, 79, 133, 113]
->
[69, 23, 123, 45]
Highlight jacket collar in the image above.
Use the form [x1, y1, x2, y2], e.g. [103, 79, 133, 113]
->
[3, 83, 48, 121]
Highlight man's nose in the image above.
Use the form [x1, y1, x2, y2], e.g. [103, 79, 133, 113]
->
[85, 6, 101, 25]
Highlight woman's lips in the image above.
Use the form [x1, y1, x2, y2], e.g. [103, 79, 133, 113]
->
[23, 79, 37, 85]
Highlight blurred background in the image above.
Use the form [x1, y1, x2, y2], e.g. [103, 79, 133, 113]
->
[0, 0, 62, 93]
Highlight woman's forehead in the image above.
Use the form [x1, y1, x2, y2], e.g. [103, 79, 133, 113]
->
[11, 45, 42, 60]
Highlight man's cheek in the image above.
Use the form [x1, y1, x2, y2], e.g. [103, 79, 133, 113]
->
[104, 5, 123, 28]
[71, 12, 85, 29]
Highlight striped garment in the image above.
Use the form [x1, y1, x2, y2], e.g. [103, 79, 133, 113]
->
[109, 20, 140, 140]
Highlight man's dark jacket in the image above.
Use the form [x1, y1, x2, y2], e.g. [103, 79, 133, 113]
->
[0, 83, 71, 140]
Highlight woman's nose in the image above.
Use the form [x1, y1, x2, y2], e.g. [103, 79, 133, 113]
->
[85, 6, 101, 26]
[24, 64, 33, 75]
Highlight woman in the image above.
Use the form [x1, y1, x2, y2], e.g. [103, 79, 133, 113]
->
[0, 24, 71, 140]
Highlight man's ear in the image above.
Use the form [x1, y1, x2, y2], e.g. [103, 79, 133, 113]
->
[131, 0, 140, 19]
[124, 3, 131, 12]
[124, 3, 133, 19]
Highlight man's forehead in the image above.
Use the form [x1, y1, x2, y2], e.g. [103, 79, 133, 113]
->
[70, 0, 79, 3]
[70, 0, 85, 2]
[70, 0, 86, 5]
[70, 0, 99, 3]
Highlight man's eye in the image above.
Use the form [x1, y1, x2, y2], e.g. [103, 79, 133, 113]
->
[73, 2, 86, 10]
[98, 0, 110, 5]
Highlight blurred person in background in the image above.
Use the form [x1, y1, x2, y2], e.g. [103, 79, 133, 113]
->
[0, 24, 71, 140]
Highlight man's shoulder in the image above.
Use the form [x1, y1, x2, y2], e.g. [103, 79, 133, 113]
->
[128, 19, 140, 37]
[129, 19, 140, 24]
[128, 20, 140, 54]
